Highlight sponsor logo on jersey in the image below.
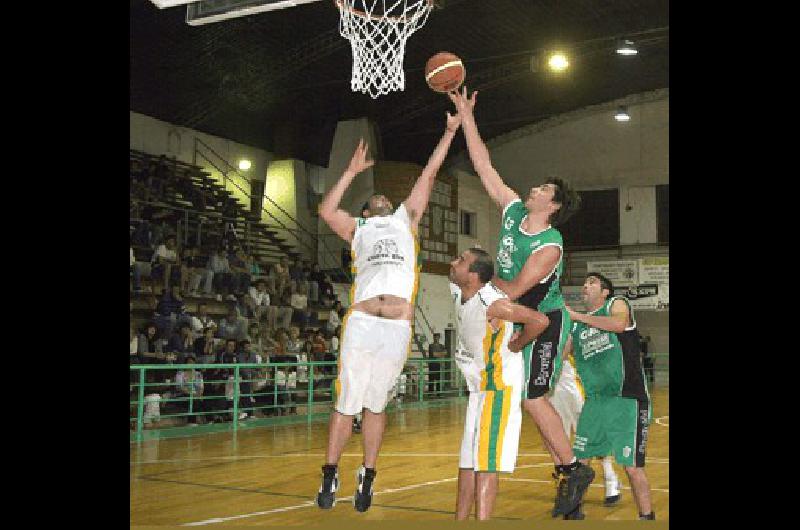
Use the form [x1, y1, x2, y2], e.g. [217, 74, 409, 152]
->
[368, 238, 404, 263]
[533, 342, 552, 385]
[504, 217, 515, 230]
[578, 326, 614, 359]
[529, 240, 541, 248]
[623, 446, 632, 458]
[497, 234, 517, 269]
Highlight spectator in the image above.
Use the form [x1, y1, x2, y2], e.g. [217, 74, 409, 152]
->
[229, 247, 251, 297]
[166, 322, 195, 363]
[427, 332, 448, 396]
[238, 339, 259, 419]
[207, 248, 234, 301]
[218, 306, 248, 342]
[194, 326, 218, 365]
[247, 322, 266, 360]
[325, 301, 342, 335]
[153, 285, 189, 339]
[307, 262, 324, 304]
[271, 257, 291, 300]
[245, 280, 271, 322]
[151, 236, 180, 295]
[173, 355, 205, 425]
[136, 322, 176, 389]
[318, 274, 337, 308]
[183, 246, 213, 298]
[289, 258, 309, 297]
[249, 254, 262, 278]
[190, 302, 216, 335]
[290, 285, 309, 323]
[295, 307, 318, 331]
[131, 247, 153, 293]
[273, 292, 294, 331]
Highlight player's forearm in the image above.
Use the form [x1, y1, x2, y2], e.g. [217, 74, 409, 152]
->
[571, 312, 627, 333]
[318, 169, 357, 218]
[461, 112, 500, 186]
[408, 128, 457, 209]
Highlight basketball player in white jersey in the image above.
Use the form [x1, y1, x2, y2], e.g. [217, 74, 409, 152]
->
[549, 356, 621, 518]
[449, 247, 550, 520]
[316, 112, 461, 512]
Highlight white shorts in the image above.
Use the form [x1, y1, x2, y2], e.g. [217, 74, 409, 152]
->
[548, 375, 585, 438]
[459, 386, 522, 473]
[335, 311, 411, 415]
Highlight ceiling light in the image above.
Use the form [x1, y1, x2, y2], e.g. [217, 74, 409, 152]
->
[616, 39, 638, 56]
[614, 106, 631, 122]
[238, 159, 252, 171]
[547, 52, 569, 72]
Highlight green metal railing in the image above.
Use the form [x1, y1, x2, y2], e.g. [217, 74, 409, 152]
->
[129, 353, 669, 442]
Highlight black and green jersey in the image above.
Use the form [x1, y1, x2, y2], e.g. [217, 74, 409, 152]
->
[496, 199, 565, 313]
[570, 296, 649, 402]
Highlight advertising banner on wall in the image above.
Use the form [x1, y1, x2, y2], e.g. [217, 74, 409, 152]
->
[639, 257, 669, 284]
[586, 260, 639, 286]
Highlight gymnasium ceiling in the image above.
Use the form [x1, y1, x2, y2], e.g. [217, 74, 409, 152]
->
[130, 0, 669, 167]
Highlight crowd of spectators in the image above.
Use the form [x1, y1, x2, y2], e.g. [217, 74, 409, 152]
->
[130, 158, 347, 426]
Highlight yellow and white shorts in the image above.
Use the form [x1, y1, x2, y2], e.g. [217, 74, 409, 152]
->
[335, 311, 411, 415]
[459, 386, 522, 473]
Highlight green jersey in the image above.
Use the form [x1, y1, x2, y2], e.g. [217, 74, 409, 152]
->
[496, 199, 565, 313]
[570, 296, 650, 402]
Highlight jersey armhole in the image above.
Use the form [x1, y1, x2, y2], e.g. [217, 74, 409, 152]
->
[501, 198, 522, 220]
[609, 296, 637, 331]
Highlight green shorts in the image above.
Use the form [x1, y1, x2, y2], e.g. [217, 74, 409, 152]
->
[519, 307, 571, 400]
[573, 396, 651, 468]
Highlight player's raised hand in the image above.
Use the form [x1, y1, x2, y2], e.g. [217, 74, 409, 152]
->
[447, 86, 478, 115]
[346, 138, 375, 175]
[446, 111, 462, 132]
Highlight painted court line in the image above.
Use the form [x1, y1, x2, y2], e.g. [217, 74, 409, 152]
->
[132, 452, 552, 466]
[181, 476, 459, 526]
[655, 415, 669, 426]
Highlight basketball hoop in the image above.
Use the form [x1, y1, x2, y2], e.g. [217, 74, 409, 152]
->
[335, 0, 434, 98]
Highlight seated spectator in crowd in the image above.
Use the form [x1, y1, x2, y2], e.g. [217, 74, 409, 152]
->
[245, 280, 271, 322]
[247, 322, 267, 360]
[294, 307, 318, 331]
[173, 354, 206, 425]
[307, 262, 324, 304]
[131, 246, 153, 293]
[194, 326, 218, 365]
[183, 246, 213, 298]
[271, 328, 296, 416]
[207, 248, 234, 301]
[151, 236, 181, 295]
[290, 284, 309, 322]
[130, 323, 138, 361]
[153, 285, 189, 339]
[249, 254, 262, 278]
[289, 258, 308, 297]
[272, 292, 294, 331]
[136, 322, 177, 389]
[325, 301, 342, 335]
[318, 274, 337, 308]
[238, 339, 259, 419]
[217, 306, 248, 342]
[166, 322, 195, 363]
[229, 247, 251, 297]
[190, 302, 216, 335]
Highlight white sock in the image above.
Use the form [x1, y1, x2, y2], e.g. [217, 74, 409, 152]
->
[602, 457, 620, 496]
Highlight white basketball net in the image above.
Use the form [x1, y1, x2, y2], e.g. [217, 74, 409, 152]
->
[336, 0, 434, 98]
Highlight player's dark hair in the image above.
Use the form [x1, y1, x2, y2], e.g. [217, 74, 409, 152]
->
[546, 177, 581, 226]
[586, 272, 614, 296]
[467, 247, 494, 283]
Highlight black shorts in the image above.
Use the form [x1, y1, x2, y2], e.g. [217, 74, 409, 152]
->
[521, 308, 569, 400]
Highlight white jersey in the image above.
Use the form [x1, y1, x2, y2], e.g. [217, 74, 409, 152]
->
[450, 281, 523, 393]
[351, 203, 419, 304]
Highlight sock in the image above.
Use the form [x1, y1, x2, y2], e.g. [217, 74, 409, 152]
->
[562, 458, 580, 474]
[322, 464, 338, 475]
[362, 465, 377, 479]
[639, 512, 655, 520]
[601, 457, 619, 494]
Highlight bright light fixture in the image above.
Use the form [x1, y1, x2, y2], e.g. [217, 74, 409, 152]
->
[547, 52, 569, 72]
[616, 39, 638, 56]
[238, 159, 252, 171]
[614, 106, 631, 122]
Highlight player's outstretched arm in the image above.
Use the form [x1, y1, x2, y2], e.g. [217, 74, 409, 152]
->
[567, 299, 630, 333]
[492, 246, 561, 301]
[486, 298, 550, 352]
[318, 139, 373, 243]
[403, 113, 461, 228]
[448, 86, 518, 209]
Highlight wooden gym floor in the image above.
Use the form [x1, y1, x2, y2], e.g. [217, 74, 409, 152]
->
[130, 387, 668, 525]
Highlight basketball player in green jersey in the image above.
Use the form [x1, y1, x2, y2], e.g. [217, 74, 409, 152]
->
[448, 87, 590, 517]
[564, 272, 654, 520]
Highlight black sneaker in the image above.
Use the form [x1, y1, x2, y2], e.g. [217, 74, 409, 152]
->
[554, 464, 595, 516]
[316, 465, 339, 509]
[550, 472, 561, 518]
[639, 512, 656, 520]
[353, 465, 376, 512]
[603, 493, 621, 506]
[563, 504, 585, 520]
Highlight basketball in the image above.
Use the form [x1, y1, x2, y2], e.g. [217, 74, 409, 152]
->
[425, 52, 466, 93]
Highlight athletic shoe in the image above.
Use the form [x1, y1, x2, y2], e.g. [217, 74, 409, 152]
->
[563, 504, 585, 520]
[316, 465, 338, 509]
[353, 465, 376, 512]
[554, 464, 595, 516]
[604, 476, 621, 506]
[603, 494, 621, 506]
[639, 512, 656, 520]
[550, 472, 561, 518]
